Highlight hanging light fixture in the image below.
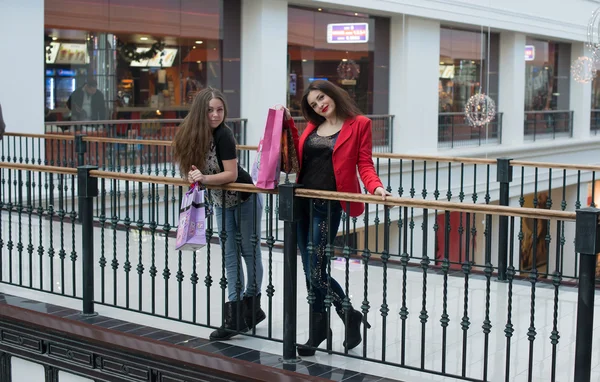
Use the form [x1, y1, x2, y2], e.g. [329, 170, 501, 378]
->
[571, 56, 596, 84]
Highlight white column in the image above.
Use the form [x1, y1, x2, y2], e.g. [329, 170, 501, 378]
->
[241, 0, 289, 145]
[570, 42, 592, 140]
[0, 0, 44, 135]
[389, 16, 440, 154]
[498, 32, 526, 146]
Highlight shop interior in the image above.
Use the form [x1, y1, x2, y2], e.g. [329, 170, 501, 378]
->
[44, 29, 221, 121]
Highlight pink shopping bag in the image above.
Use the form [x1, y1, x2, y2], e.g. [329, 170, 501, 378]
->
[251, 108, 284, 189]
[175, 184, 207, 251]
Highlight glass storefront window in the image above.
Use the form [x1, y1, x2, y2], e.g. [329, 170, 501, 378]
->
[438, 27, 499, 113]
[287, 6, 390, 116]
[524, 38, 571, 111]
[44, 0, 241, 122]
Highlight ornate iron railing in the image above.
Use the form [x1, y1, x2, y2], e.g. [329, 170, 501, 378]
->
[438, 112, 502, 148]
[44, 118, 248, 145]
[524, 110, 573, 141]
[291, 115, 394, 153]
[0, 160, 598, 381]
[591, 110, 600, 135]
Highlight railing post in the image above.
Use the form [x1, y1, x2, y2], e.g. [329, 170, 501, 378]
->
[574, 207, 600, 382]
[74, 135, 87, 167]
[78, 165, 98, 316]
[278, 183, 302, 363]
[496, 158, 512, 281]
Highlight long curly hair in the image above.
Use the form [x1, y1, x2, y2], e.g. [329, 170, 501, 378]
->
[300, 80, 361, 126]
[172, 87, 228, 177]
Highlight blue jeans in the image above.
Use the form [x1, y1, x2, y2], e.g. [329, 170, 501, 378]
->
[297, 199, 346, 313]
[214, 194, 264, 302]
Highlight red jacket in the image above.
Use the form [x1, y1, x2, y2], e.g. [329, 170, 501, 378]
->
[288, 115, 383, 217]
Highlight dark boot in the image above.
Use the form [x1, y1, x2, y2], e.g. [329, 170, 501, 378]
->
[337, 308, 371, 350]
[209, 301, 248, 341]
[243, 294, 266, 330]
[297, 312, 332, 356]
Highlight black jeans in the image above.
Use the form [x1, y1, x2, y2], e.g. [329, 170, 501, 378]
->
[296, 199, 346, 313]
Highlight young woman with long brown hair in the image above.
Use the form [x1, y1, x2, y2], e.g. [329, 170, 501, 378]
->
[279, 80, 390, 356]
[173, 87, 264, 341]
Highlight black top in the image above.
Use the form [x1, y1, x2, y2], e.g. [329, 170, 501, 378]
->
[203, 124, 253, 208]
[298, 129, 340, 191]
[67, 87, 106, 120]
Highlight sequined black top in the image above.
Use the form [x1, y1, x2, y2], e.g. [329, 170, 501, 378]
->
[298, 129, 340, 191]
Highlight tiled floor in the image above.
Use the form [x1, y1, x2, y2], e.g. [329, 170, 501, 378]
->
[0, 292, 400, 382]
[1, 212, 600, 381]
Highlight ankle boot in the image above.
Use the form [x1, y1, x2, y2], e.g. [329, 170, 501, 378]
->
[297, 312, 332, 356]
[337, 308, 371, 350]
[209, 301, 248, 341]
[243, 294, 266, 330]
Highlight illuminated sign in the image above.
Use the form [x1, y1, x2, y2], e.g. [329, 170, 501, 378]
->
[327, 23, 369, 44]
[525, 45, 535, 61]
[130, 48, 178, 67]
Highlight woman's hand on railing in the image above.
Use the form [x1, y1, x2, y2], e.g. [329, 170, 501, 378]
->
[188, 165, 205, 184]
[373, 186, 392, 201]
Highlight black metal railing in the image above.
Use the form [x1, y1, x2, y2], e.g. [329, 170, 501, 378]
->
[44, 118, 248, 145]
[591, 110, 600, 135]
[438, 112, 503, 148]
[524, 110, 573, 141]
[1, 160, 599, 381]
[291, 115, 394, 153]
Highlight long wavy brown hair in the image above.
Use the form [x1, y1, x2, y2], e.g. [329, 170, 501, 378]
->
[300, 80, 361, 126]
[172, 87, 228, 177]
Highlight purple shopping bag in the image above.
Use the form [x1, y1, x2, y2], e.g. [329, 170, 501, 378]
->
[251, 108, 284, 189]
[175, 185, 206, 251]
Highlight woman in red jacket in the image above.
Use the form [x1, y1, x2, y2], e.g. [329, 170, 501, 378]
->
[278, 80, 390, 356]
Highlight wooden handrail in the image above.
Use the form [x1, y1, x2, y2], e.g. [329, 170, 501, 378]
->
[0, 162, 578, 221]
[81, 136, 172, 146]
[5, 132, 75, 140]
[0, 162, 77, 175]
[5, 132, 600, 171]
[295, 189, 577, 221]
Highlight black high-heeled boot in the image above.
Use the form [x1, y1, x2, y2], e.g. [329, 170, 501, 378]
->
[337, 308, 371, 350]
[297, 312, 332, 356]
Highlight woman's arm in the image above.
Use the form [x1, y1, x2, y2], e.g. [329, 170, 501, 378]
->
[188, 159, 238, 185]
[356, 118, 384, 193]
[200, 159, 238, 185]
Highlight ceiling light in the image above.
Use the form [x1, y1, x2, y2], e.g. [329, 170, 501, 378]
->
[342, 58, 348, 62]
[318, 8, 322, 11]
[440, 61, 445, 65]
[195, 40, 203, 44]
[193, 46, 196, 49]
[302, 59, 307, 62]
[196, 61, 201, 63]
[140, 37, 148, 41]
[354, 12, 358, 16]
[52, 36, 58, 41]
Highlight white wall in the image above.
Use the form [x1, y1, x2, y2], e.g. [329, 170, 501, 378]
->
[389, 16, 440, 154]
[241, 0, 289, 146]
[0, 0, 44, 135]
[291, 0, 595, 41]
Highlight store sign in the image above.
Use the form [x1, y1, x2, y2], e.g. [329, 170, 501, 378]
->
[439, 65, 455, 79]
[525, 45, 535, 61]
[55, 43, 89, 65]
[130, 48, 178, 68]
[327, 23, 369, 44]
[45, 42, 60, 64]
